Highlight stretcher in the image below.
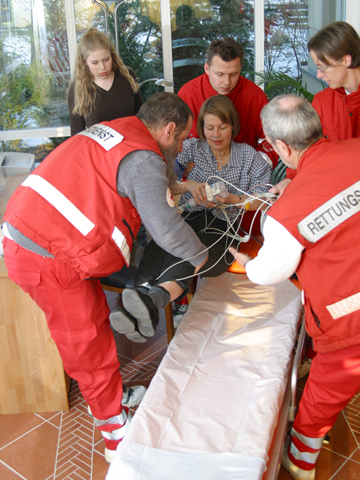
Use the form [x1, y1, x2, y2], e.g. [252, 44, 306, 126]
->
[106, 267, 304, 480]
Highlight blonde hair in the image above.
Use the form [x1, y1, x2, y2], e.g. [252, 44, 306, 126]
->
[71, 28, 139, 117]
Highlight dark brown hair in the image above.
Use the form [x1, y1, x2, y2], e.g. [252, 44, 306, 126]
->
[206, 38, 244, 66]
[197, 95, 240, 140]
[137, 92, 193, 133]
[308, 21, 360, 68]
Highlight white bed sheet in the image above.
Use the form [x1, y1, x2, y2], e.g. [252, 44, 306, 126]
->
[107, 272, 302, 480]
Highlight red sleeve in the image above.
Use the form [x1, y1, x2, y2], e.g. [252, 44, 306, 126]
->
[178, 80, 204, 139]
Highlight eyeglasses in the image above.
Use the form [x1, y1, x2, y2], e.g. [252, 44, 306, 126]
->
[316, 63, 337, 73]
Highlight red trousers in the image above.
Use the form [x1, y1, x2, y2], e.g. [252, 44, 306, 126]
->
[4, 238, 122, 420]
[290, 342, 360, 470]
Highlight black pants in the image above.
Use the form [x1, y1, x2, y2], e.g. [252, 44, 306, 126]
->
[135, 211, 235, 299]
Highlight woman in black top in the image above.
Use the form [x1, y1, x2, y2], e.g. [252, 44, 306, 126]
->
[68, 28, 143, 136]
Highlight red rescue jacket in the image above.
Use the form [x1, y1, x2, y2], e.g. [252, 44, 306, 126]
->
[5, 117, 164, 279]
[269, 138, 360, 353]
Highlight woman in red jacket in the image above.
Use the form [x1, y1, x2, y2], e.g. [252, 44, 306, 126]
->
[308, 21, 360, 141]
[275, 22, 360, 193]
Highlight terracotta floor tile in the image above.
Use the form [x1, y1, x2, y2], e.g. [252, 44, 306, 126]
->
[0, 462, 24, 479]
[113, 330, 168, 364]
[55, 464, 76, 479]
[332, 459, 360, 479]
[324, 412, 358, 457]
[93, 437, 105, 457]
[48, 413, 62, 428]
[0, 412, 44, 448]
[36, 411, 61, 421]
[313, 447, 347, 479]
[93, 450, 110, 480]
[71, 455, 92, 474]
[349, 448, 360, 463]
[68, 472, 91, 480]
[57, 446, 77, 464]
[0, 422, 59, 480]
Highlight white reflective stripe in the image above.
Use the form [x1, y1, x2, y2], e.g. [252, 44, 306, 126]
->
[326, 291, 360, 320]
[297, 180, 360, 243]
[101, 421, 128, 441]
[112, 226, 130, 266]
[290, 442, 320, 465]
[2, 223, 14, 241]
[22, 176, 95, 236]
[97, 410, 131, 441]
[301, 290, 305, 306]
[291, 428, 325, 450]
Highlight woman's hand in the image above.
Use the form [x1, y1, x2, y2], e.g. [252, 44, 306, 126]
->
[214, 192, 240, 205]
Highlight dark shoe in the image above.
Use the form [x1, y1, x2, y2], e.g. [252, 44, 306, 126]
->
[109, 307, 147, 343]
[122, 288, 159, 337]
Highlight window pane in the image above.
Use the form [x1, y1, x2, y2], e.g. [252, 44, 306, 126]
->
[170, 0, 255, 93]
[0, 0, 70, 144]
[263, 0, 346, 96]
[264, 0, 309, 79]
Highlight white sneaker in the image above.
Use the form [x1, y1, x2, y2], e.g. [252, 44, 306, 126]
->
[298, 357, 312, 380]
[173, 303, 189, 328]
[88, 385, 146, 417]
[282, 441, 315, 480]
[121, 385, 146, 407]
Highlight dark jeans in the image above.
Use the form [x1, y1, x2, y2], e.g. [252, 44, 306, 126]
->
[135, 211, 235, 299]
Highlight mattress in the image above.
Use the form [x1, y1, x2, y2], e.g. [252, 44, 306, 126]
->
[107, 272, 302, 480]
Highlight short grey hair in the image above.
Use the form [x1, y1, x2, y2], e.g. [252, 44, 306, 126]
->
[260, 94, 323, 151]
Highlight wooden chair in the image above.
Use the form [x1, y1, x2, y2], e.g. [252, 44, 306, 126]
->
[100, 265, 176, 343]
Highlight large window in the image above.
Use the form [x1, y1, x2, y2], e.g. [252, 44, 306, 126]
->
[0, 0, 356, 160]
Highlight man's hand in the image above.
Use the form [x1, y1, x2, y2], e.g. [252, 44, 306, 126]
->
[229, 247, 252, 268]
[194, 253, 209, 274]
[185, 182, 207, 204]
[269, 178, 291, 197]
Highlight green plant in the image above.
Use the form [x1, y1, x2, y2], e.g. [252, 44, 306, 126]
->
[254, 70, 317, 185]
[255, 70, 315, 102]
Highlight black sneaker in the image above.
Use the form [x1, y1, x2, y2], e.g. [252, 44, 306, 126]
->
[173, 303, 189, 328]
[122, 288, 159, 337]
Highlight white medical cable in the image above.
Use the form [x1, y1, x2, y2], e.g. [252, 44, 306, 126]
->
[159, 177, 278, 283]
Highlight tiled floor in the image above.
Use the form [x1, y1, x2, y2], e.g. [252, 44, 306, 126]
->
[1, 290, 360, 480]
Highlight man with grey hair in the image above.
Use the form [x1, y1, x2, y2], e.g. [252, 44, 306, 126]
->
[230, 94, 360, 480]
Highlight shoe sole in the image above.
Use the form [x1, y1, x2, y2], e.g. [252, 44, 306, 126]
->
[109, 309, 147, 343]
[123, 289, 155, 337]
